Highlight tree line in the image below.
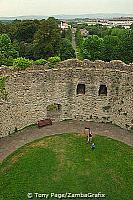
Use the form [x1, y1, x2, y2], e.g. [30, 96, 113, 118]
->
[76, 24, 133, 64]
[0, 18, 133, 68]
[0, 17, 76, 67]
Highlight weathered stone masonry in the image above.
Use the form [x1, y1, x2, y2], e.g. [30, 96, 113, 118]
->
[0, 59, 133, 137]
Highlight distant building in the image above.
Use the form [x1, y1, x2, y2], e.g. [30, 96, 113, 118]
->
[77, 17, 133, 29]
[80, 28, 89, 36]
[60, 21, 70, 30]
[108, 19, 133, 29]
[89, 18, 133, 29]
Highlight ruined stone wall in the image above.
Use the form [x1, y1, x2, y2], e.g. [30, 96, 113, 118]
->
[0, 59, 133, 137]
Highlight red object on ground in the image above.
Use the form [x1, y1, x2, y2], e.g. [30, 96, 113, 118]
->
[37, 118, 52, 127]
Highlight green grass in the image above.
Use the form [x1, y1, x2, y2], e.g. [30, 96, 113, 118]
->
[0, 134, 133, 200]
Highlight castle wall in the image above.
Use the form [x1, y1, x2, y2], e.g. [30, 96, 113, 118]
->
[0, 59, 133, 137]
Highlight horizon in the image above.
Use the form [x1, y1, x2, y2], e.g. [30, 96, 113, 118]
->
[0, 12, 133, 19]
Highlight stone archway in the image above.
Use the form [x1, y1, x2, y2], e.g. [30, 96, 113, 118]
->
[46, 103, 62, 122]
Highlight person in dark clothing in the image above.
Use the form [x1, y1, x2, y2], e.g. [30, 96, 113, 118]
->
[84, 127, 93, 143]
[88, 129, 92, 143]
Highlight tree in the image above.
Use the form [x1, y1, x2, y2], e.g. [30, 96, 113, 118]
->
[61, 27, 72, 42]
[81, 35, 103, 60]
[11, 20, 39, 43]
[87, 24, 108, 37]
[118, 31, 133, 63]
[0, 34, 18, 66]
[102, 35, 120, 61]
[5, 20, 40, 60]
[110, 27, 128, 37]
[60, 39, 76, 60]
[75, 29, 83, 48]
[18, 41, 34, 60]
[33, 32, 55, 60]
[130, 23, 133, 29]
[33, 18, 61, 60]
[0, 22, 9, 34]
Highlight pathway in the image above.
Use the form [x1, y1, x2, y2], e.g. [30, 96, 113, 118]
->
[0, 120, 133, 163]
[71, 28, 77, 57]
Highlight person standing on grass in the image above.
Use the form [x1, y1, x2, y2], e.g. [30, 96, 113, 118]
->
[84, 127, 93, 143]
[88, 128, 93, 143]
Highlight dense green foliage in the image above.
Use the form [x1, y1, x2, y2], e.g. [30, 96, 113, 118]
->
[0, 34, 18, 66]
[0, 19, 133, 65]
[78, 24, 109, 37]
[0, 18, 76, 66]
[102, 35, 120, 61]
[75, 29, 83, 47]
[81, 35, 103, 60]
[33, 18, 61, 60]
[13, 57, 33, 69]
[117, 31, 133, 63]
[0, 76, 7, 92]
[61, 27, 72, 42]
[131, 23, 133, 29]
[34, 59, 47, 65]
[0, 134, 133, 200]
[77, 26, 133, 63]
[48, 56, 61, 63]
[10, 56, 61, 70]
[60, 38, 76, 60]
[47, 56, 61, 68]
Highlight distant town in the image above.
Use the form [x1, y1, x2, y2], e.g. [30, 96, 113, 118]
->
[1, 15, 132, 29]
[71, 17, 133, 29]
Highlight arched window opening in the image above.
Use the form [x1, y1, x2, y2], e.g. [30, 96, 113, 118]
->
[77, 84, 85, 95]
[99, 85, 107, 96]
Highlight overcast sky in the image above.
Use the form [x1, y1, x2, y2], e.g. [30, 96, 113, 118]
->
[0, 0, 133, 17]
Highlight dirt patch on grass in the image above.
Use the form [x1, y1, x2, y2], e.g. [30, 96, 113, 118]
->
[9, 149, 27, 164]
[52, 174, 60, 182]
[28, 136, 62, 148]
[10, 152, 25, 164]
[1, 152, 26, 173]
[1, 166, 10, 173]
[112, 173, 124, 185]
[74, 133, 85, 138]
[28, 140, 49, 148]
[55, 149, 66, 168]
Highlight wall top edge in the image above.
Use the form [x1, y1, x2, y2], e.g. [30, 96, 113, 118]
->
[0, 59, 133, 76]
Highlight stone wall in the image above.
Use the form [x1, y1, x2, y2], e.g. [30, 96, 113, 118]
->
[0, 59, 133, 137]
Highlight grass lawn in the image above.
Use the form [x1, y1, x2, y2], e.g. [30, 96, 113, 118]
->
[0, 133, 133, 200]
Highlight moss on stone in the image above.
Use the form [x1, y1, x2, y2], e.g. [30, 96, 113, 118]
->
[0, 76, 8, 100]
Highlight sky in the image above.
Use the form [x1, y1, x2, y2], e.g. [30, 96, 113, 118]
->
[0, 0, 133, 17]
